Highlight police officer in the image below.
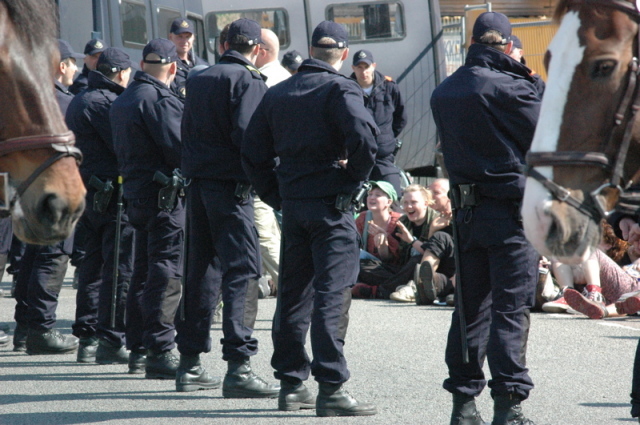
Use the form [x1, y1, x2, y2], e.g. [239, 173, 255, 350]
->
[175, 18, 278, 398]
[111, 38, 185, 378]
[243, 20, 378, 416]
[67, 47, 134, 365]
[12, 39, 83, 355]
[70, 38, 108, 95]
[168, 17, 208, 100]
[430, 12, 541, 425]
[350, 49, 407, 197]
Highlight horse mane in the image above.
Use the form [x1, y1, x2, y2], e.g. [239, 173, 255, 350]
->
[553, 0, 572, 22]
[1, 0, 57, 53]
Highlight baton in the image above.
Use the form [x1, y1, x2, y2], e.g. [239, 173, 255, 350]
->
[111, 176, 124, 329]
[449, 189, 470, 364]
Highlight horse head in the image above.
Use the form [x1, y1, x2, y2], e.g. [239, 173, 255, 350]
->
[522, 0, 640, 264]
[0, 0, 85, 244]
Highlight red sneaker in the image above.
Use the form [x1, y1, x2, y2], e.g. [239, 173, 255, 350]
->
[615, 295, 640, 315]
[564, 287, 607, 319]
[541, 296, 569, 313]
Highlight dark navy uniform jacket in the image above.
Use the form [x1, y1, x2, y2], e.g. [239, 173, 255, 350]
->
[351, 69, 406, 171]
[55, 80, 74, 115]
[111, 70, 183, 199]
[181, 50, 266, 183]
[69, 65, 90, 95]
[243, 59, 378, 210]
[430, 43, 541, 200]
[171, 51, 209, 99]
[66, 70, 124, 184]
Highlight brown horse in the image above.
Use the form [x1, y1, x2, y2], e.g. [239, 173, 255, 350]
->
[0, 0, 85, 244]
[522, 0, 640, 264]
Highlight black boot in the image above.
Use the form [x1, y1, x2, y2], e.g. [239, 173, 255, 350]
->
[176, 354, 221, 392]
[13, 323, 27, 352]
[316, 382, 377, 417]
[145, 350, 179, 379]
[96, 339, 129, 365]
[451, 394, 488, 425]
[26, 328, 79, 355]
[492, 395, 535, 425]
[77, 336, 99, 363]
[128, 350, 146, 374]
[222, 358, 280, 398]
[0, 330, 8, 347]
[278, 380, 315, 411]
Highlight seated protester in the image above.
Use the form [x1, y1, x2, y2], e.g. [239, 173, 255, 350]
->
[388, 184, 439, 302]
[414, 179, 456, 306]
[352, 181, 402, 298]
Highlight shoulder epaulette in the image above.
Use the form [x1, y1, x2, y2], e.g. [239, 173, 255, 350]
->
[244, 64, 262, 75]
[385, 75, 393, 82]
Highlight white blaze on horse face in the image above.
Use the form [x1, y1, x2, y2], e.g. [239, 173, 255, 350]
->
[522, 11, 585, 257]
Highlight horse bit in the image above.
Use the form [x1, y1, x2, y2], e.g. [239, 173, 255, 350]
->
[0, 131, 82, 217]
[525, 0, 640, 222]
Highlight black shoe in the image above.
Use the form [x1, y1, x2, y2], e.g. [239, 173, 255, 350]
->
[26, 328, 79, 355]
[316, 383, 377, 417]
[222, 358, 280, 398]
[13, 323, 27, 352]
[128, 351, 146, 374]
[145, 350, 179, 379]
[279, 380, 315, 411]
[0, 330, 9, 347]
[451, 394, 488, 425]
[77, 336, 99, 363]
[415, 262, 438, 306]
[176, 354, 221, 392]
[492, 395, 535, 425]
[96, 340, 129, 365]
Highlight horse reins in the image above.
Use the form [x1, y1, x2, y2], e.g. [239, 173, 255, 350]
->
[525, 0, 640, 221]
[0, 131, 82, 217]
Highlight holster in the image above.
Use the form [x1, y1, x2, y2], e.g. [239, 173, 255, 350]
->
[89, 175, 114, 214]
[336, 182, 372, 212]
[153, 170, 185, 212]
[234, 182, 252, 201]
[450, 184, 479, 210]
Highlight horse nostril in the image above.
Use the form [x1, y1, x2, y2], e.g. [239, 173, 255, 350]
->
[38, 193, 69, 225]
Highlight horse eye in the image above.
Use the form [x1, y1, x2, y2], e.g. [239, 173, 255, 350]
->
[591, 60, 618, 79]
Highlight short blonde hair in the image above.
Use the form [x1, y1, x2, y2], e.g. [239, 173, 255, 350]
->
[402, 184, 433, 205]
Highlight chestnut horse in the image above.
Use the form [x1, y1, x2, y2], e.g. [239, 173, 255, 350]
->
[0, 0, 85, 244]
[522, 0, 640, 264]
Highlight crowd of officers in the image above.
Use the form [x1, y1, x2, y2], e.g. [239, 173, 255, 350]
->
[0, 16, 413, 418]
[0, 11, 549, 424]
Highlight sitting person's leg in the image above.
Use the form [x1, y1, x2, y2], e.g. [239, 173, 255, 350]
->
[564, 252, 607, 319]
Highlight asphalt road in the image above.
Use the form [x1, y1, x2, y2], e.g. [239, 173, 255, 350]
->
[1, 267, 640, 425]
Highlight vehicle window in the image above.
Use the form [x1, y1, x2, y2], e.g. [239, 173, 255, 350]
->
[327, 2, 405, 43]
[188, 16, 209, 62]
[157, 7, 181, 38]
[121, 0, 148, 48]
[205, 9, 290, 59]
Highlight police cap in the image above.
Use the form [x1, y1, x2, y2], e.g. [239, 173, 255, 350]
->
[281, 50, 303, 71]
[353, 49, 374, 66]
[58, 39, 84, 61]
[170, 18, 194, 35]
[312, 21, 348, 49]
[84, 38, 108, 56]
[472, 12, 512, 45]
[97, 47, 131, 73]
[227, 18, 263, 46]
[142, 38, 179, 64]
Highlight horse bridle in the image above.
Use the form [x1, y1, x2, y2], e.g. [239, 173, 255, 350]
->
[525, 0, 640, 222]
[0, 131, 82, 218]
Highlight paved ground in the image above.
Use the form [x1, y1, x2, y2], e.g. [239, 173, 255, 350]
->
[1, 267, 640, 425]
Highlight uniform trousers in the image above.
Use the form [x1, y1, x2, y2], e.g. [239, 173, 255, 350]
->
[272, 199, 357, 385]
[125, 196, 184, 353]
[0, 217, 12, 281]
[443, 200, 537, 400]
[175, 179, 261, 360]
[73, 188, 135, 346]
[369, 159, 402, 198]
[14, 238, 72, 331]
